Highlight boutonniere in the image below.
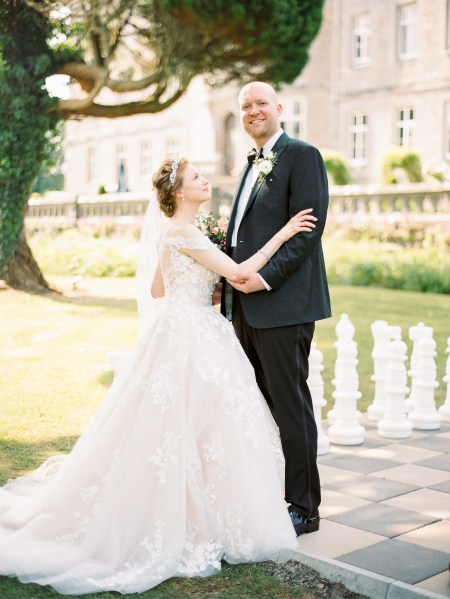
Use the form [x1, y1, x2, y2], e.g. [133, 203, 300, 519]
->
[254, 151, 277, 183]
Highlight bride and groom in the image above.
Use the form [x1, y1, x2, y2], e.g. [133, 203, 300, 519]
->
[0, 81, 330, 595]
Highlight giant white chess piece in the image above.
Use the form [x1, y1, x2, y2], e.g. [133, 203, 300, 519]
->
[408, 337, 441, 430]
[367, 321, 401, 421]
[328, 314, 357, 426]
[307, 342, 330, 455]
[328, 338, 365, 445]
[378, 336, 412, 438]
[438, 336, 450, 422]
[405, 322, 433, 413]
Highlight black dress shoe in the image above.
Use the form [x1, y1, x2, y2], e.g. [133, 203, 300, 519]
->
[288, 507, 320, 536]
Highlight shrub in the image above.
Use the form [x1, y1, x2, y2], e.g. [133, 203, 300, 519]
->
[321, 149, 351, 185]
[382, 146, 423, 184]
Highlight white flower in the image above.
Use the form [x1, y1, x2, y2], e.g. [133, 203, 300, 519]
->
[254, 151, 277, 182]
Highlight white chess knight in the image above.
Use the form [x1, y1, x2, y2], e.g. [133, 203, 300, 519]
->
[328, 313, 360, 426]
[405, 322, 433, 413]
[328, 338, 365, 446]
[438, 336, 450, 422]
[378, 336, 412, 439]
[408, 337, 441, 430]
[307, 342, 330, 455]
[367, 321, 401, 421]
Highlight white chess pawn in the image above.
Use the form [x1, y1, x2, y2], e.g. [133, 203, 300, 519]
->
[378, 336, 412, 438]
[307, 342, 330, 455]
[408, 337, 441, 430]
[438, 336, 450, 422]
[328, 340, 365, 445]
[328, 314, 356, 425]
[405, 322, 433, 413]
[367, 321, 401, 421]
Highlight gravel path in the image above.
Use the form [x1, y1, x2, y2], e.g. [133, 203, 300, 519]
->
[261, 560, 369, 599]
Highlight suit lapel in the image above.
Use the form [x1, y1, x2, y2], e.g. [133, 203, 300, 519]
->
[241, 132, 290, 221]
[226, 163, 251, 247]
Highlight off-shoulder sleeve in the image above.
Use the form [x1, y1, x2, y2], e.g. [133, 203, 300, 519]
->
[160, 236, 214, 251]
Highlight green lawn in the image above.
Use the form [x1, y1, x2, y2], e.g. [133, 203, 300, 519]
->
[0, 279, 448, 598]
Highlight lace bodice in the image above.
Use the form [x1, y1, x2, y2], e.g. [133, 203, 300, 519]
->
[159, 236, 219, 309]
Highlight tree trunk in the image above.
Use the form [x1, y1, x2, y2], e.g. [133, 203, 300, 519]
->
[2, 229, 53, 293]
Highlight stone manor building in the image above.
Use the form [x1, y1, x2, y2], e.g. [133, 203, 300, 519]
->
[64, 0, 450, 195]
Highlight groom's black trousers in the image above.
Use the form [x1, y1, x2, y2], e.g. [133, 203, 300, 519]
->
[232, 290, 321, 519]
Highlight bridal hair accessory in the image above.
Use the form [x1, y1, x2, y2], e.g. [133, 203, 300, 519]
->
[169, 159, 180, 185]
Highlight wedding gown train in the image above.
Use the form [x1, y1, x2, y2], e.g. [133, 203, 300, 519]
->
[0, 236, 296, 595]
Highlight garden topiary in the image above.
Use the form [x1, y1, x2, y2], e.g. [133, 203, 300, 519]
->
[321, 149, 351, 185]
[382, 146, 423, 184]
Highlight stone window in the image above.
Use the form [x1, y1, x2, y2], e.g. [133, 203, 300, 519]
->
[280, 99, 307, 140]
[352, 14, 371, 67]
[396, 107, 416, 147]
[140, 140, 152, 180]
[166, 137, 180, 159]
[116, 143, 127, 165]
[349, 113, 368, 165]
[398, 3, 418, 59]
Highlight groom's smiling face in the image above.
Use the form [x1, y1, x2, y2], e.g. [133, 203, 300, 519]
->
[239, 82, 282, 147]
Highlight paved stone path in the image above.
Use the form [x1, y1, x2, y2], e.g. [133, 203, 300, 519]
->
[281, 415, 450, 598]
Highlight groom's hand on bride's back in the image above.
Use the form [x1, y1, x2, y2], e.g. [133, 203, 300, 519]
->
[227, 273, 265, 294]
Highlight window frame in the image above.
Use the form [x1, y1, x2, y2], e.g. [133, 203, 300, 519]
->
[351, 13, 371, 67]
[280, 98, 307, 141]
[396, 107, 416, 148]
[348, 112, 369, 166]
[397, 3, 418, 60]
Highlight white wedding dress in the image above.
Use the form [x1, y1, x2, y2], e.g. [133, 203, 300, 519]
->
[0, 236, 296, 595]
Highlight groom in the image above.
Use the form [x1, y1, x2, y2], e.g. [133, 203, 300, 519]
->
[222, 81, 331, 535]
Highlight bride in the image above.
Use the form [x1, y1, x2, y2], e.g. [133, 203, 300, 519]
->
[0, 157, 316, 595]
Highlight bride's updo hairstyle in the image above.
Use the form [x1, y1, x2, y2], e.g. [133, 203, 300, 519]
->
[152, 158, 188, 217]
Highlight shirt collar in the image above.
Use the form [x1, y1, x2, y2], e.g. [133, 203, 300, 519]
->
[260, 128, 284, 156]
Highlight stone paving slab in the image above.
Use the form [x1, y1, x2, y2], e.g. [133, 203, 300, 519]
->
[402, 435, 450, 453]
[338, 539, 449, 585]
[416, 454, 450, 472]
[382, 488, 450, 519]
[400, 520, 450, 553]
[320, 453, 402, 473]
[371, 463, 450, 486]
[322, 472, 420, 502]
[327, 502, 439, 537]
[430, 479, 450, 493]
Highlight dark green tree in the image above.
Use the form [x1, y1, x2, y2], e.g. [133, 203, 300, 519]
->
[0, 0, 325, 291]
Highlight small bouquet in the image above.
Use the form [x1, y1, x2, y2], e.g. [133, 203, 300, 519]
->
[195, 211, 229, 251]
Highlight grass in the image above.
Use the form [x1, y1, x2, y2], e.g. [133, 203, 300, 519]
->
[0, 562, 312, 599]
[0, 279, 449, 597]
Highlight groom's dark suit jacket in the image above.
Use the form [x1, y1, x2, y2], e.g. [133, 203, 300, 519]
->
[222, 132, 331, 329]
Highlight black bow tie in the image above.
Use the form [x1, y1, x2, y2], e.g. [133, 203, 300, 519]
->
[247, 148, 263, 165]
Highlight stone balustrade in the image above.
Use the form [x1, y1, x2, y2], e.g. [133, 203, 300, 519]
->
[26, 182, 450, 226]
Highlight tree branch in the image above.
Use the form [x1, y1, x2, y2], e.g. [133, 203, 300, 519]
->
[55, 85, 187, 117]
[56, 62, 163, 92]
